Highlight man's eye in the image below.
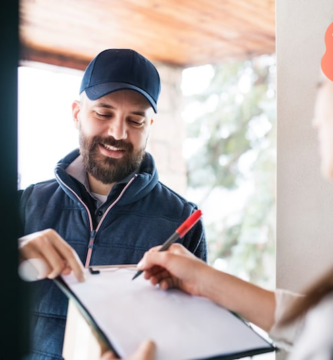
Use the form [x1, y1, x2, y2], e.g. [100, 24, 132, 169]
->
[96, 112, 110, 118]
[129, 120, 144, 126]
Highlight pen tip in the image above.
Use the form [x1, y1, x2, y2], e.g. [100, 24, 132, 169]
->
[132, 270, 142, 280]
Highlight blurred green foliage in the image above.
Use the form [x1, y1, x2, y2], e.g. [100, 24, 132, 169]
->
[184, 55, 276, 288]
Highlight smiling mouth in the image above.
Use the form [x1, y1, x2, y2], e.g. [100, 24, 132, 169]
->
[101, 144, 125, 152]
[98, 143, 127, 159]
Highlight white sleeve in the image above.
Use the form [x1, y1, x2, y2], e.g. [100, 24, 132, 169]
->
[268, 289, 305, 351]
[287, 292, 333, 360]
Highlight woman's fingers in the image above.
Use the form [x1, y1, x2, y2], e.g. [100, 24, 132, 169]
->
[149, 269, 175, 287]
[143, 265, 165, 279]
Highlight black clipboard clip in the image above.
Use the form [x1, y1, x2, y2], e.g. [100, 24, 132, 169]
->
[89, 267, 100, 275]
[89, 264, 137, 275]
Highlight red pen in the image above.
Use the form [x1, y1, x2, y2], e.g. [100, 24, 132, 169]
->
[132, 209, 202, 280]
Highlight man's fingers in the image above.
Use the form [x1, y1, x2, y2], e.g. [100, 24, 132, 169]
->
[18, 258, 51, 281]
[38, 241, 72, 279]
[20, 233, 66, 279]
[100, 350, 117, 360]
[129, 340, 156, 360]
[19, 229, 85, 282]
[61, 264, 72, 276]
[36, 229, 84, 281]
[100, 341, 156, 360]
[53, 240, 85, 282]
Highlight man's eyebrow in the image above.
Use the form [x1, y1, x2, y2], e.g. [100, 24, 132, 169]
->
[93, 102, 149, 117]
[131, 111, 147, 117]
[94, 102, 115, 109]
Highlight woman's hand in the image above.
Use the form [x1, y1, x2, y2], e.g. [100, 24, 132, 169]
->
[138, 243, 210, 297]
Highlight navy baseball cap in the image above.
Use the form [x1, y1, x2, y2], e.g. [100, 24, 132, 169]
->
[79, 49, 161, 113]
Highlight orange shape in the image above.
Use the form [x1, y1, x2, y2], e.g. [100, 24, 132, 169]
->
[321, 22, 333, 81]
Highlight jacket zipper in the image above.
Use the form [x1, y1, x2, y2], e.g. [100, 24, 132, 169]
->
[56, 174, 137, 268]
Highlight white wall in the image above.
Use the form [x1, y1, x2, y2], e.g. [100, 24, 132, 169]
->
[148, 63, 187, 196]
[276, 1, 333, 292]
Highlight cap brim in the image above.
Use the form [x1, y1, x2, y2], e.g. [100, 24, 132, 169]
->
[84, 82, 158, 113]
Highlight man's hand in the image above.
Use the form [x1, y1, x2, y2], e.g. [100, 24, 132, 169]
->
[137, 243, 210, 297]
[101, 340, 155, 360]
[19, 229, 85, 282]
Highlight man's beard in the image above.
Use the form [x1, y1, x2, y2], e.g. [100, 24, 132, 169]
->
[79, 131, 146, 185]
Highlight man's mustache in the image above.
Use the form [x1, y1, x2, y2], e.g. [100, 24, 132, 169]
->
[92, 136, 133, 151]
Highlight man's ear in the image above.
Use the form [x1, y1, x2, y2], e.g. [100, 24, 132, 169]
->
[72, 100, 81, 129]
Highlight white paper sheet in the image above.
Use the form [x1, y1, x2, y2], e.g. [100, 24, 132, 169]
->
[62, 268, 274, 360]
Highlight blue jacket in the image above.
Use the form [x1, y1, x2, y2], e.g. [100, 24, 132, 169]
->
[19, 149, 207, 359]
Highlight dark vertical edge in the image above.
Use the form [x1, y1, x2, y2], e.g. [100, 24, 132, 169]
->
[0, 0, 30, 358]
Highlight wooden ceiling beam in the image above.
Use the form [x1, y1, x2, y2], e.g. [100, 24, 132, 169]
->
[19, 0, 276, 70]
[20, 45, 90, 71]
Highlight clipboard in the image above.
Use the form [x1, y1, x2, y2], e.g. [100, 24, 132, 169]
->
[55, 267, 277, 360]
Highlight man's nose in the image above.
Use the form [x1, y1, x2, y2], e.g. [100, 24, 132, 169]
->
[108, 118, 127, 140]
